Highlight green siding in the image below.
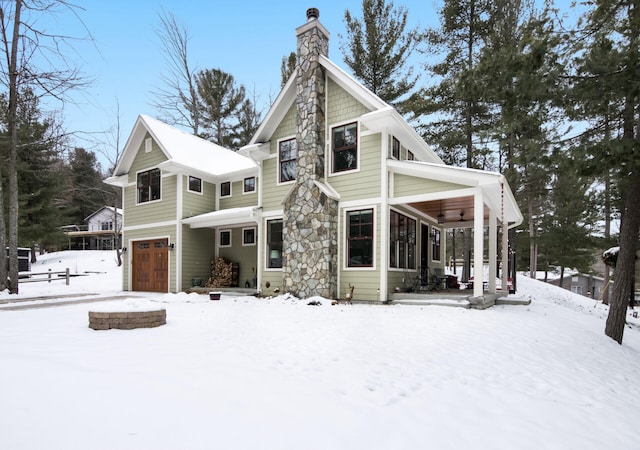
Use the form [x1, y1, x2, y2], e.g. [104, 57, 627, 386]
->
[124, 173, 178, 227]
[182, 176, 216, 219]
[181, 226, 215, 289]
[327, 78, 370, 123]
[128, 133, 168, 182]
[219, 179, 259, 210]
[328, 133, 382, 201]
[217, 227, 258, 289]
[393, 174, 467, 199]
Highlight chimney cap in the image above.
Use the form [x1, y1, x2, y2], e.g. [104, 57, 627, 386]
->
[306, 7, 319, 21]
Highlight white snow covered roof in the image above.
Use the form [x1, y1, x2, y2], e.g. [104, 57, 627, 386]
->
[182, 206, 262, 228]
[108, 115, 257, 184]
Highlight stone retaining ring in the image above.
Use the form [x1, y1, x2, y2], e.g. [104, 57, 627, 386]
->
[89, 309, 166, 330]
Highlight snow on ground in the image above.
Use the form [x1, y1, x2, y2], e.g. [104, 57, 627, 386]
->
[1, 251, 640, 450]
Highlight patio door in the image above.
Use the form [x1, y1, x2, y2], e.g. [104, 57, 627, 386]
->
[420, 223, 429, 285]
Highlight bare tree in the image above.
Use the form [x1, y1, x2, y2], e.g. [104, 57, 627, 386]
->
[0, 0, 88, 293]
[152, 9, 200, 135]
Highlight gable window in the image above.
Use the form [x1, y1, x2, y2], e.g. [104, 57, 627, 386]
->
[392, 137, 400, 159]
[267, 219, 283, 269]
[432, 228, 441, 262]
[347, 209, 373, 267]
[390, 210, 416, 269]
[188, 176, 202, 193]
[332, 122, 358, 173]
[243, 227, 256, 246]
[279, 138, 297, 183]
[243, 177, 256, 193]
[407, 150, 415, 161]
[220, 181, 231, 197]
[137, 168, 161, 203]
[219, 229, 231, 247]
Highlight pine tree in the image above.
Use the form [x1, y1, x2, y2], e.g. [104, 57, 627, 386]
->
[340, 0, 421, 110]
[280, 52, 296, 88]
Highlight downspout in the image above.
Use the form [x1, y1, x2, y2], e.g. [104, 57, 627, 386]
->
[255, 159, 263, 292]
[380, 131, 389, 302]
[176, 173, 183, 292]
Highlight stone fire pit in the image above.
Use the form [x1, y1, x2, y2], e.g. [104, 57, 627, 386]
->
[89, 301, 166, 330]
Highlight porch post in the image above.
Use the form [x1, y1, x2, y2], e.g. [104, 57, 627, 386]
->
[473, 190, 484, 298]
[501, 180, 509, 293]
[488, 207, 497, 294]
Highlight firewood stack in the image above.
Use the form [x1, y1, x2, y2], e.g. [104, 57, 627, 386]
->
[205, 257, 239, 288]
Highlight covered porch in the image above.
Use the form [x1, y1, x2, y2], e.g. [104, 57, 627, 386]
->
[387, 160, 523, 301]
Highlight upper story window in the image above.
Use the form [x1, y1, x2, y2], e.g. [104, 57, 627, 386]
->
[347, 209, 373, 267]
[279, 138, 297, 183]
[392, 137, 400, 159]
[407, 150, 415, 161]
[332, 122, 358, 173]
[244, 177, 256, 193]
[220, 181, 231, 197]
[188, 176, 202, 193]
[101, 221, 113, 231]
[137, 168, 161, 203]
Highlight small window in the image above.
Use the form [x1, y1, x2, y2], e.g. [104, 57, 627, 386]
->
[219, 230, 231, 247]
[347, 209, 373, 267]
[392, 137, 400, 159]
[407, 150, 415, 161]
[432, 228, 441, 262]
[279, 138, 297, 183]
[243, 227, 256, 246]
[332, 122, 358, 173]
[220, 181, 231, 197]
[137, 168, 161, 203]
[188, 176, 202, 193]
[267, 219, 283, 269]
[243, 177, 256, 193]
[145, 138, 152, 153]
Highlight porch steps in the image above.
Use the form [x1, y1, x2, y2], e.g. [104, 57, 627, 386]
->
[390, 291, 530, 309]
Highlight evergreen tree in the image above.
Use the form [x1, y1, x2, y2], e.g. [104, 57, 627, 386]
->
[196, 68, 246, 148]
[340, 0, 421, 110]
[569, 0, 640, 344]
[280, 52, 296, 87]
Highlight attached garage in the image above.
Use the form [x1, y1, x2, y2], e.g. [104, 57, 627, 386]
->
[132, 238, 169, 292]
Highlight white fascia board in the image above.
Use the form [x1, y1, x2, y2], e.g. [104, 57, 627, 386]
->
[103, 174, 128, 187]
[238, 142, 271, 161]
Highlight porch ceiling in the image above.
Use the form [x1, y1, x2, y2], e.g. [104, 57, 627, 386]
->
[409, 196, 488, 225]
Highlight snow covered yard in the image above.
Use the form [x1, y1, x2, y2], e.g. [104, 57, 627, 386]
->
[1, 251, 640, 450]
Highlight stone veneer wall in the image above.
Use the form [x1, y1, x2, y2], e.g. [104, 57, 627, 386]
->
[282, 10, 338, 299]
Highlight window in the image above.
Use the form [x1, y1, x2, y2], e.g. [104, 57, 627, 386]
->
[267, 219, 283, 268]
[432, 228, 441, 262]
[243, 227, 256, 246]
[244, 177, 256, 193]
[188, 176, 202, 193]
[101, 221, 114, 231]
[145, 138, 152, 153]
[392, 137, 400, 159]
[347, 209, 373, 267]
[219, 230, 231, 247]
[389, 210, 416, 269]
[279, 138, 297, 183]
[137, 168, 161, 203]
[220, 181, 231, 197]
[407, 150, 415, 161]
[332, 122, 358, 173]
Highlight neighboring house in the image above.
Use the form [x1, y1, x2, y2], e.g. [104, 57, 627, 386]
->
[547, 272, 611, 300]
[64, 206, 123, 250]
[105, 9, 523, 301]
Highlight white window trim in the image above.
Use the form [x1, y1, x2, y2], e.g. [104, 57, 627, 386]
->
[389, 207, 418, 271]
[243, 176, 257, 195]
[220, 181, 232, 198]
[242, 227, 256, 246]
[187, 175, 203, 195]
[264, 217, 283, 272]
[277, 135, 297, 186]
[342, 205, 377, 271]
[391, 136, 400, 160]
[135, 167, 162, 206]
[145, 138, 152, 153]
[431, 227, 442, 263]
[329, 120, 361, 177]
[218, 229, 232, 248]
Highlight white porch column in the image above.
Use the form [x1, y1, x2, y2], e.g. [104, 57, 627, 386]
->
[473, 190, 484, 298]
[502, 222, 509, 293]
[488, 207, 497, 294]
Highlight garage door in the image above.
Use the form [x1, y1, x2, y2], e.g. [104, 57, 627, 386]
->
[132, 239, 168, 292]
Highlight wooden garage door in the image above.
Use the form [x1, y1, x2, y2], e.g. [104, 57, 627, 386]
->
[132, 239, 168, 292]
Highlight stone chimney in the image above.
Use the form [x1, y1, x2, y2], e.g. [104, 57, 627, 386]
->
[282, 8, 338, 299]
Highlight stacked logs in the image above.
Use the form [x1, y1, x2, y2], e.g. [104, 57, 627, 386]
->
[205, 257, 238, 288]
